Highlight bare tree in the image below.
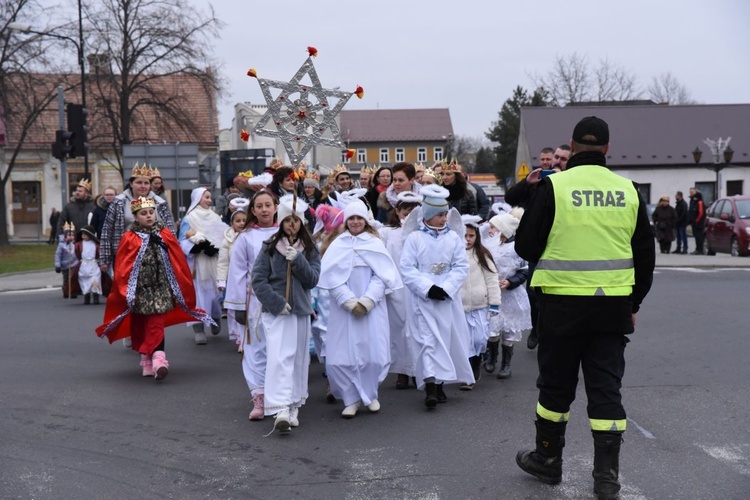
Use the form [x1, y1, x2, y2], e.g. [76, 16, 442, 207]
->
[84, 0, 224, 177]
[648, 72, 695, 105]
[532, 53, 643, 106]
[0, 0, 69, 245]
[447, 135, 491, 172]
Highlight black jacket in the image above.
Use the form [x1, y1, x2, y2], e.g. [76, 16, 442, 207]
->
[515, 151, 655, 321]
[504, 177, 536, 208]
[675, 198, 688, 227]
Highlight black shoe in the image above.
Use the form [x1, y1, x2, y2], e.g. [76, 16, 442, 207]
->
[93, 294, 100, 305]
[436, 383, 447, 403]
[593, 432, 622, 500]
[497, 344, 513, 379]
[516, 450, 563, 485]
[527, 330, 538, 350]
[84, 294, 91, 305]
[484, 341, 499, 373]
[396, 374, 409, 390]
[424, 382, 438, 408]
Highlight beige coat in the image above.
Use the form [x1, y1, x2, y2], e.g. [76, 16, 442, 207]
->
[460, 249, 502, 312]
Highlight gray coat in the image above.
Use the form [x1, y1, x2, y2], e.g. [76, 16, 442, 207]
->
[251, 242, 320, 316]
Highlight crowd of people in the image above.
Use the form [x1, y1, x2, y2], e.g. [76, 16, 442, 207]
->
[50, 116, 660, 499]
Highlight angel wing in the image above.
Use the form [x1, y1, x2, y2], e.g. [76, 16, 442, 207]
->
[491, 201, 512, 216]
[401, 206, 423, 243]
[447, 208, 465, 240]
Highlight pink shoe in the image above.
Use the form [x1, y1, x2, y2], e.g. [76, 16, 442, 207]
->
[152, 350, 169, 380]
[249, 393, 264, 420]
[140, 354, 155, 377]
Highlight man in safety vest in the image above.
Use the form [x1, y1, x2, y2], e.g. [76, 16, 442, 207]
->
[514, 116, 655, 499]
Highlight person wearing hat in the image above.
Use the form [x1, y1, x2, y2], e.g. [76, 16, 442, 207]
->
[57, 178, 95, 239]
[72, 225, 104, 305]
[318, 199, 402, 418]
[379, 190, 423, 389]
[251, 194, 320, 433]
[400, 185, 474, 408]
[179, 187, 228, 345]
[514, 116, 655, 499]
[652, 195, 677, 254]
[96, 196, 214, 381]
[216, 199, 250, 351]
[483, 208, 531, 379]
[303, 170, 324, 210]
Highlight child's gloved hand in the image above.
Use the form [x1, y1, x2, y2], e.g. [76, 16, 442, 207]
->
[55, 267, 61, 273]
[279, 303, 292, 315]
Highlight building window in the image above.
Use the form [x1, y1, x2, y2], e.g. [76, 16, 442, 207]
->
[696, 181, 715, 205]
[417, 147, 427, 162]
[380, 148, 389, 163]
[727, 180, 743, 196]
[342, 150, 351, 163]
[434, 147, 443, 162]
[357, 149, 367, 163]
[395, 148, 405, 163]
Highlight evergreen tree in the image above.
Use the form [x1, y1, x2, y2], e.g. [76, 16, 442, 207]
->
[474, 147, 496, 172]
[485, 86, 550, 182]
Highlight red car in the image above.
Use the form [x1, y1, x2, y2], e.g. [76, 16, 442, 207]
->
[705, 195, 750, 256]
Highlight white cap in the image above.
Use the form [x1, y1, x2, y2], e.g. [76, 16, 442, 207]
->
[489, 211, 521, 239]
[343, 199, 369, 223]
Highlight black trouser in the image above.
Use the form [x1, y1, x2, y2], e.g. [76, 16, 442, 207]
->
[691, 222, 705, 252]
[527, 262, 538, 332]
[537, 332, 627, 423]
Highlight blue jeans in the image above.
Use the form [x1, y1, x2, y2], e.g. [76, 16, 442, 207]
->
[675, 225, 688, 251]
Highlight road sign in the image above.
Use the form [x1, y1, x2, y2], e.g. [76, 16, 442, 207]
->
[517, 162, 530, 181]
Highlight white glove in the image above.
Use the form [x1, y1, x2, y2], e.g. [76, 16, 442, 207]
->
[358, 297, 376, 313]
[285, 245, 298, 261]
[189, 232, 207, 244]
[351, 303, 367, 317]
[279, 303, 292, 315]
[343, 298, 358, 313]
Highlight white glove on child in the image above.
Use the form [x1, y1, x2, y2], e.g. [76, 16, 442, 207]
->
[343, 298, 358, 313]
[285, 245, 298, 261]
[279, 303, 292, 315]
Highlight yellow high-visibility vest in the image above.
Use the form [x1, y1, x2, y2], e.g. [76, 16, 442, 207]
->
[531, 165, 639, 296]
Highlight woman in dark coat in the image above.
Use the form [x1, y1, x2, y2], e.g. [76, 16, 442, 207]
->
[440, 164, 477, 216]
[652, 195, 678, 254]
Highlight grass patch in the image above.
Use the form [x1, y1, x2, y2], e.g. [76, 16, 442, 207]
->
[0, 244, 57, 274]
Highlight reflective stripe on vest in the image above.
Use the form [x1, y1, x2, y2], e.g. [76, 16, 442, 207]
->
[531, 165, 639, 296]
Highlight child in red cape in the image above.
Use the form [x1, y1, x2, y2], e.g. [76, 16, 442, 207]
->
[96, 196, 214, 380]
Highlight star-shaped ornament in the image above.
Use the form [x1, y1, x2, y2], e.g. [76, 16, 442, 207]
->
[248, 50, 361, 167]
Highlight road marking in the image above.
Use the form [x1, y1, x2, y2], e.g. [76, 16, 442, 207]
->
[628, 418, 656, 439]
[0, 287, 61, 295]
[655, 267, 750, 273]
[698, 444, 750, 476]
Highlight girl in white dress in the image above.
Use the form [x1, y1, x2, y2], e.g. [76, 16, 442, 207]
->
[318, 200, 403, 418]
[224, 189, 278, 421]
[485, 208, 531, 379]
[400, 185, 474, 409]
[459, 215, 501, 390]
[217, 199, 249, 351]
[179, 187, 228, 344]
[378, 191, 422, 389]
[76, 225, 103, 304]
[251, 194, 320, 433]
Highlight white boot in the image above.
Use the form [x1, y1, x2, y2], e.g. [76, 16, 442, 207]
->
[274, 409, 291, 432]
[341, 402, 361, 419]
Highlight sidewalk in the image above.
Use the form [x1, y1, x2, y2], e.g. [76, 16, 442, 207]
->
[0, 252, 748, 293]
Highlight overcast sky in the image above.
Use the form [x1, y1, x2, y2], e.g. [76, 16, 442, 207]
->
[203, 0, 750, 140]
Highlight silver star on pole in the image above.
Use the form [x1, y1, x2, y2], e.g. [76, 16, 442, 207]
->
[250, 55, 357, 166]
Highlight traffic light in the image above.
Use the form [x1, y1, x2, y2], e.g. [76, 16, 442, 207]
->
[66, 103, 88, 158]
[52, 130, 74, 161]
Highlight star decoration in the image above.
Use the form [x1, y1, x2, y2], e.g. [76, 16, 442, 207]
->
[249, 52, 359, 167]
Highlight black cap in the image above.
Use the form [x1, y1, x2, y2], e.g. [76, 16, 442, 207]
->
[572, 116, 609, 146]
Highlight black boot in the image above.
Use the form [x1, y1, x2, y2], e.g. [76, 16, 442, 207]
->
[436, 383, 447, 403]
[484, 340, 500, 373]
[592, 431, 623, 500]
[527, 328, 538, 350]
[84, 293, 91, 305]
[516, 416, 566, 485]
[424, 382, 438, 408]
[497, 344, 514, 379]
[470, 355, 481, 382]
[93, 293, 100, 305]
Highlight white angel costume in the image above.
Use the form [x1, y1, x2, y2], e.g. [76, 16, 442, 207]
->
[318, 201, 403, 407]
[400, 205, 474, 389]
[179, 187, 228, 329]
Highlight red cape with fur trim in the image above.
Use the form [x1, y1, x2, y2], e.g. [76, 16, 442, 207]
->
[95, 227, 205, 343]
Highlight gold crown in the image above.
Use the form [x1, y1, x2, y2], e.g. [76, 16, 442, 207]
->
[131, 162, 151, 178]
[78, 178, 92, 191]
[236, 170, 254, 178]
[307, 170, 321, 183]
[332, 164, 349, 178]
[423, 167, 443, 185]
[149, 166, 162, 179]
[440, 159, 461, 174]
[414, 163, 426, 172]
[63, 221, 76, 233]
[130, 196, 157, 213]
[360, 165, 375, 175]
[268, 158, 284, 170]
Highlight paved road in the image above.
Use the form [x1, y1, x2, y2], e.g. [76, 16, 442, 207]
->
[1, 267, 749, 499]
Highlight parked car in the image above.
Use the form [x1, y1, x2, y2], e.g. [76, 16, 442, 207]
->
[705, 195, 750, 256]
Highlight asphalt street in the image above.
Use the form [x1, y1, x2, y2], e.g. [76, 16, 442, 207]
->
[1, 266, 749, 499]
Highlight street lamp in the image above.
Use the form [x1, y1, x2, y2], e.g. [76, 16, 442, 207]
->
[7, 0, 89, 179]
[692, 138, 734, 202]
